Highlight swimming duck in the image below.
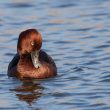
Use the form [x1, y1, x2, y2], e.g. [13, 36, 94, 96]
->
[8, 29, 57, 79]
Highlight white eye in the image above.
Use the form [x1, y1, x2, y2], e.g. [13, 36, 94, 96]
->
[31, 42, 34, 46]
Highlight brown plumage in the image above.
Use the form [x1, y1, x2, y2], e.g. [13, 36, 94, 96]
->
[8, 29, 57, 79]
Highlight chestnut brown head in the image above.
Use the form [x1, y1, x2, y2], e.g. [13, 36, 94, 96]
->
[17, 29, 42, 55]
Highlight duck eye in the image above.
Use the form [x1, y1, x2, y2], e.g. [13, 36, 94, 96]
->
[31, 41, 34, 46]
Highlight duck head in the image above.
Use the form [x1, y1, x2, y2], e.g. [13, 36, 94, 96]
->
[17, 29, 42, 68]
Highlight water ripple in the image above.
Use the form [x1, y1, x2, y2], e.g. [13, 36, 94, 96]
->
[5, 3, 34, 8]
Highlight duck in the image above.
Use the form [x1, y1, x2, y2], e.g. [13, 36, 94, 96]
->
[8, 29, 57, 79]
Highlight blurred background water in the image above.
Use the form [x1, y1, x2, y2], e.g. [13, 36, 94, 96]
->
[0, 0, 110, 110]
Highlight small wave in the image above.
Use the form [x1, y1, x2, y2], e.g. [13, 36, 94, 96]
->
[53, 3, 76, 8]
[5, 3, 34, 8]
[4, 53, 15, 56]
[95, 44, 110, 49]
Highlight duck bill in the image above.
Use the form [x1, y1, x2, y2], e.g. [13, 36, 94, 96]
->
[31, 50, 40, 68]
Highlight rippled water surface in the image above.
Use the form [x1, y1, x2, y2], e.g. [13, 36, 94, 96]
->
[1, 0, 110, 110]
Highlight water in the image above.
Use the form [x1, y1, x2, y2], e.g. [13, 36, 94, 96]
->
[0, 0, 110, 110]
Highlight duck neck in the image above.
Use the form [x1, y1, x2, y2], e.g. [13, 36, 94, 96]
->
[31, 50, 41, 68]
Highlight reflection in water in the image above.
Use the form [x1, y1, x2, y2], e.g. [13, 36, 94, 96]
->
[10, 79, 44, 106]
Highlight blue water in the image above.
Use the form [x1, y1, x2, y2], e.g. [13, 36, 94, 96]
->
[1, 0, 110, 110]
